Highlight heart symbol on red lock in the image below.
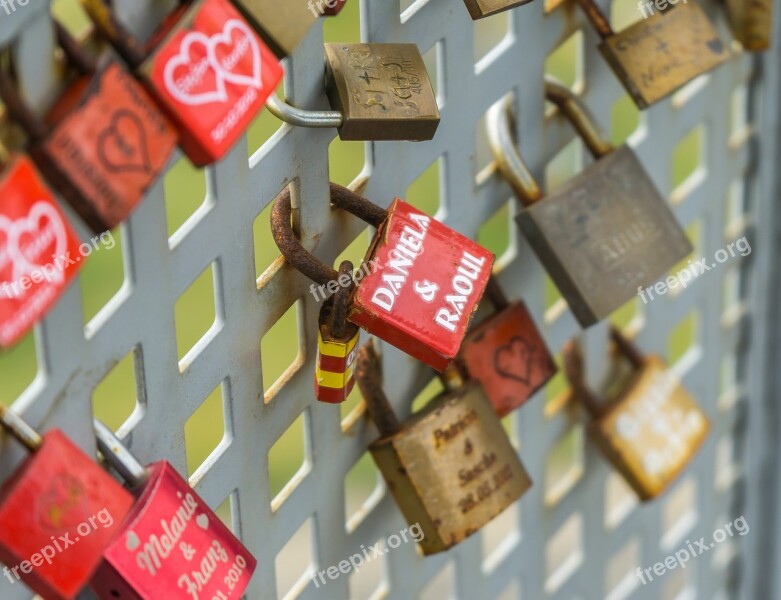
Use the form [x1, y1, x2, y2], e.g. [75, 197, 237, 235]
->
[164, 31, 228, 106]
[36, 473, 89, 532]
[493, 336, 535, 386]
[97, 109, 152, 174]
[208, 19, 262, 90]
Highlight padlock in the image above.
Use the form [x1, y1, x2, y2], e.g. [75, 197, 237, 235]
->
[314, 260, 361, 403]
[266, 43, 440, 141]
[0, 151, 84, 348]
[725, 0, 772, 51]
[563, 329, 710, 500]
[488, 79, 692, 327]
[229, 0, 318, 57]
[89, 420, 257, 599]
[0, 407, 134, 600]
[355, 342, 531, 554]
[574, 0, 730, 108]
[82, 0, 284, 166]
[457, 277, 557, 417]
[463, 0, 535, 19]
[271, 183, 494, 371]
[0, 23, 178, 233]
[321, 0, 348, 16]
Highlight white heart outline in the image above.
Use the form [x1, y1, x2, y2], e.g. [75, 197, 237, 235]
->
[208, 18, 262, 90]
[163, 30, 228, 107]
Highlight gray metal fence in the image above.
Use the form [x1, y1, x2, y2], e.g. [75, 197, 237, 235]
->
[1, 0, 780, 598]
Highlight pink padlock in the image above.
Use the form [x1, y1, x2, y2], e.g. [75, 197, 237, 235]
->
[89, 420, 256, 599]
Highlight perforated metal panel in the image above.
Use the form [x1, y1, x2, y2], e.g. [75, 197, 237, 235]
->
[1, 0, 780, 599]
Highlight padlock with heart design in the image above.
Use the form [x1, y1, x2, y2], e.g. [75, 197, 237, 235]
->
[0, 152, 84, 348]
[0, 406, 134, 599]
[82, 0, 283, 166]
[457, 278, 557, 417]
[90, 420, 257, 599]
[0, 23, 178, 233]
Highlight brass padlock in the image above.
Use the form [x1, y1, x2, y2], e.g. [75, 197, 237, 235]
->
[564, 329, 710, 500]
[488, 80, 693, 327]
[725, 0, 772, 51]
[230, 0, 318, 57]
[463, 0, 535, 19]
[575, 0, 730, 108]
[356, 342, 532, 555]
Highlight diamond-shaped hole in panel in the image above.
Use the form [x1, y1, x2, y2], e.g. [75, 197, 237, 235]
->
[246, 82, 285, 157]
[545, 30, 584, 91]
[275, 517, 314, 599]
[341, 380, 366, 432]
[329, 136, 367, 189]
[605, 470, 638, 530]
[254, 193, 283, 282]
[667, 312, 698, 365]
[215, 491, 233, 529]
[175, 263, 217, 363]
[269, 410, 309, 509]
[422, 42, 441, 104]
[605, 537, 641, 600]
[474, 9, 510, 64]
[671, 125, 705, 198]
[543, 274, 566, 324]
[611, 0, 644, 29]
[92, 347, 140, 431]
[164, 155, 208, 239]
[420, 562, 456, 600]
[406, 157, 442, 218]
[545, 424, 585, 506]
[611, 93, 642, 148]
[411, 377, 445, 414]
[401, 0, 430, 18]
[715, 435, 741, 491]
[482, 502, 520, 573]
[544, 357, 569, 417]
[333, 228, 372, 273]
[80, 227, 124, 326]
[545, 513, 583, 594]
[478, 199, 514, 265]
[262, 300, 304, 402]
[345, 451, 383, 533]
[0, 330, 37, 403]
[325, 0, 360, 41]
[349, 540, 387, 599]
[546, 135, 582, 195]
[662, 477, 697, 550]
[185, 381, 227, 477]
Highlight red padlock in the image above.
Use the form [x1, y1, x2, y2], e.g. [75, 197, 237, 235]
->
[0, 153, 84, 348]
[457, 278, 557, 417]
[0, 407, 134, 600]
[272, 184, 494, 371]
[0, 23, 178, 233]
[83, 0, 284, 166]
[90, 420, 257, 599]
[321, 0, 348, 15]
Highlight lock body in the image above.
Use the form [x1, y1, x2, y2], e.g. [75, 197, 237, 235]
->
[230, 0, 318, 57]
[590, 356, 709, 500]
[0, 156, 84, 348]
[459, 302, 556, 416]
[600, 1, 729, 108]
[90, 461, 257, 599]
[322, 0, 348, 15]
[143, 0, 284, 166]
[516, 146, 692, 327]
[350, 199, 494, 371]
[463, 0, 534, 19]
[324, 43, 440, 141]
[315, 301, 360, 403]
[726, 0, 771, 51]
[370, 382, 531, 554]
[0, 430, 133, 600]
[34, 59, 177, 233]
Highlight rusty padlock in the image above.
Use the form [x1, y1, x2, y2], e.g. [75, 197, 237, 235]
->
[488, 80, 692, 327]
[0, 407, 133, 600]
[0, 149, 84, 348]
[314, 260, 361, 403]
[355, 342, 532, 555]
[272, 184, 494, 372]
[463, 0, 535, 19]
[266, 43, 440, 141]
[457, 277, 557, 417]
[0, 23, 178, 233]
[230, 0, 319, 57]
[725, 0, 772, 51]
[563, 329, 710, 500]
[575, 0, 730, 108]
[89, 420, 257, 599]
[82, 0, 284, 166]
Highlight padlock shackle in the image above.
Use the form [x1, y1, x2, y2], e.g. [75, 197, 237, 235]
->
[93, 419, 149, 489]
[573, 0, 614, 39]
[544, 80, 614, 159]
[54, 21, 99, 76]
[331, 261, 354, 338]
[355, 342, 401, 437]
[0, 405, 43, 452]
[562, 339, 605, 418]
[265, 95, 344, 129]
[610, 327, 645, 369]
[484, 276, 510, 312]
[270, 183, 386, 286]
[81, 0, 147, 69]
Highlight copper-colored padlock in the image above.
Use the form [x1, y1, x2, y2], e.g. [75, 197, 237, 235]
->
[463, 0, 534, 19]
[320, 0, 348, 16]
[488, 79, 692, 327]
[230, 0, 319, 57]
[725, 0, 772, 51]
[0, 23, 178, 233]
[564, 329, 710, 500]
[575, 0, 730, 108]
[457, 277, 557, 417]
[356, 342, 532, 555]
[266, 43, 440, 142]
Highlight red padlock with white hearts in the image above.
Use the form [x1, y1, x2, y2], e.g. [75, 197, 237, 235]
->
[83, 0, 284, 166]
[90, 420, 257, 599]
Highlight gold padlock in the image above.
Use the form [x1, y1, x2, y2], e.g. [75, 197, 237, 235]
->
[575, 0, 730, 108]
[564, 329, 710, 500]
[725, 0, 772, 51]
[230, 0, 318, 57]
[463, 0, 535, 19]
[488, 80, 693, 327]
[356, 342, 531, 555]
